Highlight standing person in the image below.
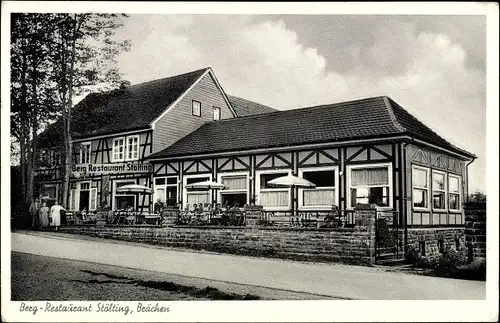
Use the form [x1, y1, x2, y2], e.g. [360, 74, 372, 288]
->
[29, 198, 40, 229]
[50, 201, 66, 231]
[38, 201, 50, 230]
[154, 198, 164, 214]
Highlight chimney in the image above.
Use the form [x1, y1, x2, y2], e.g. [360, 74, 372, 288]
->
[120, 80, 131, 89]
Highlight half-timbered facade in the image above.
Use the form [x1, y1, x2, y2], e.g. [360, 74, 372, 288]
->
[147, 96, 475, 229]
[34, 67, 276, 212]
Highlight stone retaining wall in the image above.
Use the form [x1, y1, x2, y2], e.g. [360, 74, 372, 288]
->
[464, 202, 487, 259]
[405, 228, 465, 257]
[59, 223, 376, 265]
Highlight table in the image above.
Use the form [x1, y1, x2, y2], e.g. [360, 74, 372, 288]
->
[142, 214, 162, 225]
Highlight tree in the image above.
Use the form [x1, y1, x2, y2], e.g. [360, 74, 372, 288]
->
[10, 13, 61, 202]
[10, 13, 130, 208]
[46, 13, 130, 208]
[468, 190, 486, 203]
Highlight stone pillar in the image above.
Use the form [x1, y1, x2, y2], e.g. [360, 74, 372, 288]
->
[354, 204, 376, 265]
[245, 205, 264, 227]
[464, 202, 486, 260]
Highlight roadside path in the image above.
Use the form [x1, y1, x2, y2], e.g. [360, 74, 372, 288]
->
[11, 230, 485, 300]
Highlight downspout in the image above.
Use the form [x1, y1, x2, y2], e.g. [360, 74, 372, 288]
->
[465, 158, 476, 203]
[402, 137, 414, 250]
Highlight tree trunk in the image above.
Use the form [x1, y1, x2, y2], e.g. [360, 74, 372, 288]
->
[27, 73, 39, 202]
[19, 42, 29, 203]
[61, 15, 77, 208]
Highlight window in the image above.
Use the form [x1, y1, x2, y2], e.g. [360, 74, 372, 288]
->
[219, 173, 248, 207]
[256, 170, 291, 209]
[154, 176, 178, 206]
[192, 100, 201, 117]
[448, 175, 461, 210]
[126, 136, 139, 161]
[114, 180, 136, 210]
[113, 135, 140, 162]
[213, 106, 221, 121]
[79, 143, 91, 164]
[348, 164, 391, 208]
[432, 171, 446, 210]
[113, 138, 125, 161]
[299, 167, 337, 209]
[184, 175, 210, 207]
[412, 166, 429, 209]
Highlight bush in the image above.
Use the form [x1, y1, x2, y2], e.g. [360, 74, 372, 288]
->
[405, 246, 421, 264]
[456, 258, 486, 281]
[435, 248, 468, 276]
[417, 256, 439, 269]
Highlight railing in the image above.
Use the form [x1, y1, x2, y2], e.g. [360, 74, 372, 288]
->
[65, 208, 395, 229]
[261, 210, 356, 228]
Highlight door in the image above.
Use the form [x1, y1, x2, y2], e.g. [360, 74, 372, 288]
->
[79, 191, 90, 211]
[79, 182, 90, 211]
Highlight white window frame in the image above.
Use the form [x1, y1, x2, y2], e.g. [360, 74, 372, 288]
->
[448, 174, 462, 211]
[213, 106, 221, 121]
[74, 181, 92, 212]
[431, 169, 447, 211]
[217, 171, 250, 206]
[125, 135, 140, 161]
[412, 165, 431, 211]
[183, 174, 211, 209]
[255, 169, 292, 211]
[112, 137, 125, 162]
[69, 188, 77, 211]
[153, 176, 179, 205]
[346, 162, 393, 210]
[192, 100, 201, 117]
[298, 166, 339, 210]
[79, 142, 92, 164]
[112, 179, 137, 210]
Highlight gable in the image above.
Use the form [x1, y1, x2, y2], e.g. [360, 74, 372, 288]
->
[151, 70, 236, 153]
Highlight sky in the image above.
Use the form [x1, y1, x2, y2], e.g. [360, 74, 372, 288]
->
[108, 13, 487, 193]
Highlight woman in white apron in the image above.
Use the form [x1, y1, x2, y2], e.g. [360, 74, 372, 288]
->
[50, 201, 66, 231]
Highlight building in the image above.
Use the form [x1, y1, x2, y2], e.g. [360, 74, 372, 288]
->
[35, 67, 475, 230]
[146, 96, 476, 228]
[34, 67, 276, 212]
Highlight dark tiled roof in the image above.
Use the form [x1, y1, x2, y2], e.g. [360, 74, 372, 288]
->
[76, 67, 209, 138]
[227, 95, 278, 117]
[148, 96, 475, 159]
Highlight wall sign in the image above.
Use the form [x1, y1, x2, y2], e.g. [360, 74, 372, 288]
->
[72, 162, 152, 175]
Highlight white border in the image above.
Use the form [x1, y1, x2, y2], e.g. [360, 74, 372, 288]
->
[1, 2, 498, 323]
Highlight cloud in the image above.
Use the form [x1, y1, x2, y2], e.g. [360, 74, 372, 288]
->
[114, 14, 485, 192]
